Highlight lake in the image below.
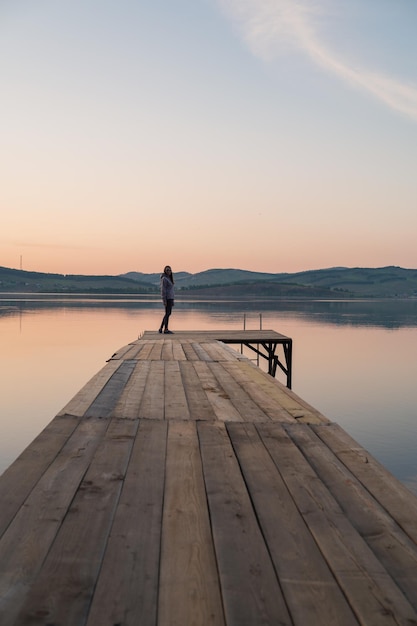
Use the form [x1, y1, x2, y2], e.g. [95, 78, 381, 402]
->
[1, 294, 417, 495]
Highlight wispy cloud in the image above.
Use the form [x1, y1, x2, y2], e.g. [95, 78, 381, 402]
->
[217, 0, 417, 122]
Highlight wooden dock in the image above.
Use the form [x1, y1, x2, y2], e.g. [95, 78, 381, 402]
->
[1, 330, 417, 626]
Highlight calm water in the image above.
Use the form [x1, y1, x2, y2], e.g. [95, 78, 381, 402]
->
[1, 295, 417, 495]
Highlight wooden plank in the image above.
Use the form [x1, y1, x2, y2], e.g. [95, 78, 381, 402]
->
[138, 361, 165, 419]
[0, 415, 80, 537]
[112, 360, 151, 419]
[158, 421, 225, 626]
[172, 340, 187, 360]
[192, 361, 242, 422]
[197, 421, 292, 626]
[57, 360, 121, 417]
[86, 420, 168, 626]
[199, 341, 238, 362]
[179, 361, 217, 421]
[0, 418, 109, 626]
[135, 342, 155, 360]
[218, 341, 248, 360]
[311, 422, 417, 544]
[190, 342, 213, 361]
[232, 361, 327, 423]
[222, 361, 294, 422]
[114, 342, 146, 360]
[149, 342, 163, 360]
[285, 423, 417, 612]
[85, 360, 137, 418]
[164, 361, 190, 421]
[161, 340, 174, 361]
[208, 362, 269, 423]
[107, 342, 139, 360]
[227, 422, 358, 626]
[258, 422, 417, 625]
[14, 418, 138, 626]
[180, 340, 202, 361]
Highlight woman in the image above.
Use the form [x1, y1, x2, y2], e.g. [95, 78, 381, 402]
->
[159, 265, 175, 334]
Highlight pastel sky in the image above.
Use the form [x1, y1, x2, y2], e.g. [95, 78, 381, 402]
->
[2, 0, 417, 275]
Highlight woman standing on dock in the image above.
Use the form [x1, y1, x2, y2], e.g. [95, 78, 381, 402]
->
[159, 265, 175, 334]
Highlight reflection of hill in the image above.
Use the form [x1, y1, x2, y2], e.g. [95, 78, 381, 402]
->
[264, 299, 417, 329]
[1, 295, 416, 329]
[180, 298, 417, 329]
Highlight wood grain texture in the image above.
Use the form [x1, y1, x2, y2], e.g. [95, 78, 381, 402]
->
[198, 420, 292, 626]
[164, 361, 190, 421]
[111, 360, 151, 419]
[86, 420, 168, 626]
[259, 422, 417, 625]
[138, 360, 165, 419]
[227, 422, 358, 626]
[159, 421, 225, 626]
[14, 418, 137, 626]
[285, 422, 417, 612]
[0, 415, 79, 537]
[0, 418, 109, 626]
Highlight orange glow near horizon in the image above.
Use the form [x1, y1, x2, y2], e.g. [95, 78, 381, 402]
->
[2, 1, 417, 277]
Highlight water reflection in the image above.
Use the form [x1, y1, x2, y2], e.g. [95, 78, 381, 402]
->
[1, 296, 416, 496]
[2, 294, 417, 328]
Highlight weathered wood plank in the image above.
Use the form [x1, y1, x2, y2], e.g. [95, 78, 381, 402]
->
[172, 339, 187, 360]
[208, 362, 269, 423]
[227, 421, 358, 626]
[135, 341, 156, 360]
[258, 422, 417, 625]
[222, 361, 294, 422]
[86, 420, 168, 626]
[113, 342, 146, 360]
[138, 361, 165, 419]
[199, 341, 238, 362]
[180, 340, 201, 361]
[14, 418, 137, 626]
[164, 361, 190, 420]
[108, 342, 138, 360]
[159, 421, 225, 626]
[192, 361, 242, 422]
[233, 361, 327, 423]
[112, 360, 151, 419]
[312, 422, 417, 544]
[57, 360, 121, 417]
[161, 340, 174, 361]
[149, 342, 163, 360]
[0, 415, 80, 537]
[190, 342, 213, 361]
[286, 422, 417, 612]
[198, 421, 292, 626]
[0, 418, 109, 626]
[179, 361, 217, 421]
[85, 359, 137, 418]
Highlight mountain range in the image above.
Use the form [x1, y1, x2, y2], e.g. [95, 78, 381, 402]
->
[1, 265, 417, 298]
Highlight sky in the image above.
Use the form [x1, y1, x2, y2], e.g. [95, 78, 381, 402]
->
[1, 0, 417, 276]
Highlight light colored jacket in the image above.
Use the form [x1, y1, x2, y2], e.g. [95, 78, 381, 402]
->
[161, 275, 175, 303]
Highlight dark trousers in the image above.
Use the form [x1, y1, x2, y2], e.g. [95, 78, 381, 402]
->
[161, 299, 174, 330]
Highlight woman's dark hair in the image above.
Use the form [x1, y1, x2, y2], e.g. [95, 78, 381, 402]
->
[163, 266, 174, 283]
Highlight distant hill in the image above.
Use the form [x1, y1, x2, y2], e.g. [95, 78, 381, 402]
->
[0, 266, 155, 293]
[1, 265, 417, 297]
[123, 266, 417, 298]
